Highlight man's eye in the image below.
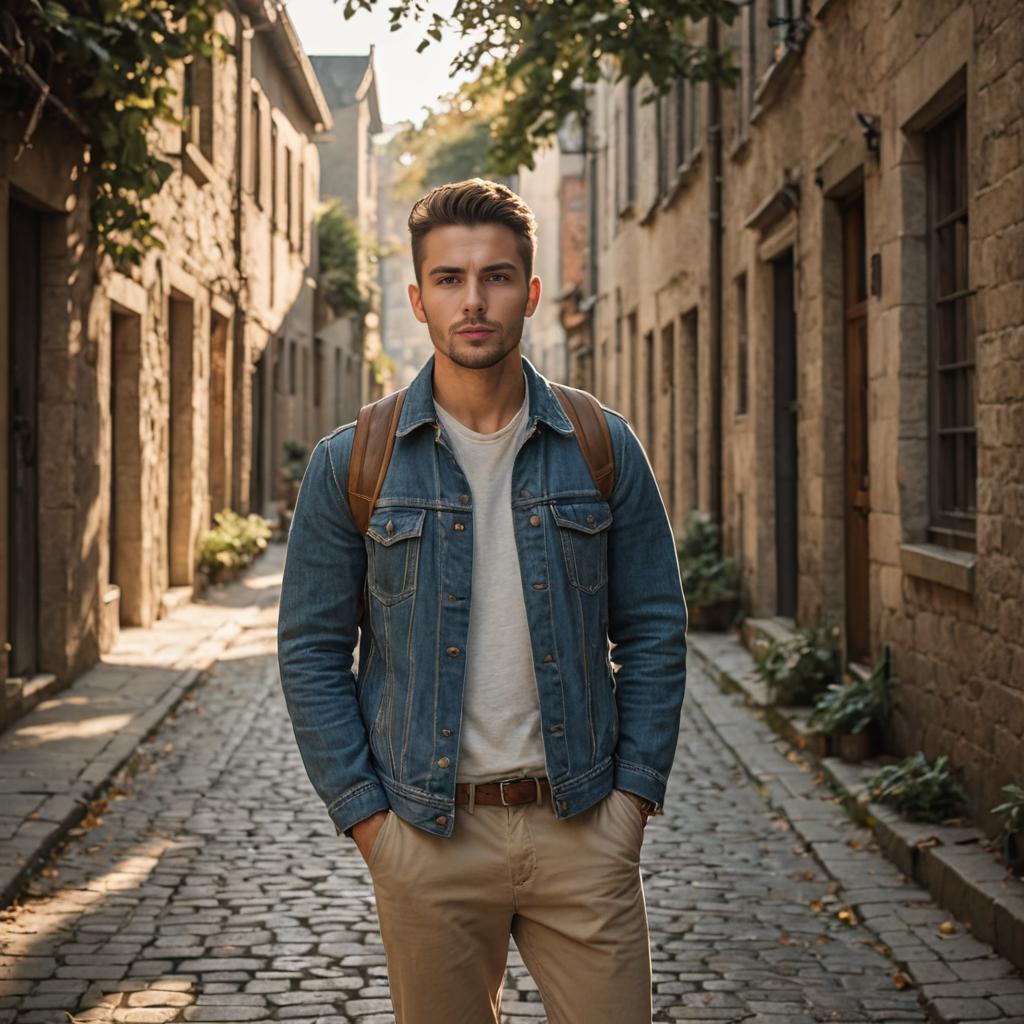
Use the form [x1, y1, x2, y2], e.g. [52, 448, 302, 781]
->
[488, 274, 509, 282]
[438, 276, 458, 285]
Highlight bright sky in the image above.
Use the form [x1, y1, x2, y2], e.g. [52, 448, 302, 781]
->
[284, 0, 473, 128]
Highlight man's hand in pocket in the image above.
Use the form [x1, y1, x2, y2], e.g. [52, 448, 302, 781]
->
[352, 809, 390, 863]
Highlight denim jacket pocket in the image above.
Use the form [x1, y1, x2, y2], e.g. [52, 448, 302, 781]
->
[366, 507, 426, 605]
[550, 501, 613, 593]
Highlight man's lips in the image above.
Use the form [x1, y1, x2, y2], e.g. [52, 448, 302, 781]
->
[456, 326, 495, 338]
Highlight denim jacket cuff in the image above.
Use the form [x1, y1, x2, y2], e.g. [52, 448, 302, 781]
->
[329, 781, 391, 839]
[612, 758, 667, 814]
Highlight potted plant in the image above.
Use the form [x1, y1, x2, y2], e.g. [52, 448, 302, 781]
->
[992, 782, 1024, 875]
[754, 624, 840, 707]
[197, 510, 273, 584]
[676, 511, 742, 630]
[864, 752, 968, 824]
[808, 659, 893, 762]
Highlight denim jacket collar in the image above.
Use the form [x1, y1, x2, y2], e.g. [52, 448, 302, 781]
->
[395, 351, 575, 438]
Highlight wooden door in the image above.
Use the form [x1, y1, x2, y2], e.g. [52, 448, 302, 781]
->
[843, 193, 870, 662]
[773, 249, 798, 618]
[7, 200, 41, 677]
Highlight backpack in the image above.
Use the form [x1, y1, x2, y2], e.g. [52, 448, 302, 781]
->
[345, 380, 616, 535]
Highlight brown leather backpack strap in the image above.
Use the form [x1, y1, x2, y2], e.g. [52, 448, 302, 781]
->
[550, 382, 616, 501]
[346, 386, 408, 534]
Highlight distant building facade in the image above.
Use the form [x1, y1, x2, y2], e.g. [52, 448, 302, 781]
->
[517, 119, 588, 386]
[1, 0, 328, 726]
[583, 1, 1023, 831]
[376, 124, 434, 389]
[309, 51, 388, 430]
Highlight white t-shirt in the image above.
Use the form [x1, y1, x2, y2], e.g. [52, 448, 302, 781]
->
[434, 376, 548, 784]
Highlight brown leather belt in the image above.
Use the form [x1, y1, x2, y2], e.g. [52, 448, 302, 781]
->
[454, 776, 551, 809]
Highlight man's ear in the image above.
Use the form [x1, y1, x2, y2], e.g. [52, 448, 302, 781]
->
[408, 282, 427, 324]
[524, 275, 541, 319]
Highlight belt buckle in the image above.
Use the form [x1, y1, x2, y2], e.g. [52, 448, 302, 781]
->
[498, 776, 542, 806]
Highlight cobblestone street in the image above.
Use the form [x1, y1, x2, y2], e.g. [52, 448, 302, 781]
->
[1, 562, 1022, 1023]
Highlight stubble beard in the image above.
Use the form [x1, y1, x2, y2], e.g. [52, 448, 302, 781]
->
[424, 309, 525, 371]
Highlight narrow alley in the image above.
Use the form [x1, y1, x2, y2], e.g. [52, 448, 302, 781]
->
[2, 549, 1022, 1023]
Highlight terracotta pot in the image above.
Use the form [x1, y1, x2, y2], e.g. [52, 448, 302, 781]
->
[834, 729, 873, 763]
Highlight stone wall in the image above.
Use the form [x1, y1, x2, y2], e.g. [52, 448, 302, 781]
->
[585, 0, 1023, 832]
[0, 2, 328, 718]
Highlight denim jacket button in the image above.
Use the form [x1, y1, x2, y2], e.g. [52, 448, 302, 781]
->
[529, 514, 541, 526]
[437, 757, 450, 768]
[436, 815, 448, 826]
[542, 654, 554, 663]
[441, 728, 453, 737]
[446, 646, 460, 657]
[453, 522, 465, 531]
[459, 494, 470, 503]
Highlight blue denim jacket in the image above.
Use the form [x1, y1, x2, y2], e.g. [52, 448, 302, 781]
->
[277, 354, 688, 840]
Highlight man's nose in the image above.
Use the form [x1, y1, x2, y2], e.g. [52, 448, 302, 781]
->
[463, 281, 486, 316]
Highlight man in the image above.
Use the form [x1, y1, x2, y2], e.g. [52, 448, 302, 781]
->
[277, 178, 687, 1023]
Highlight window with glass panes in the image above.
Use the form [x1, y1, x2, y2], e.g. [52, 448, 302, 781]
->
[926, 101, 975, 540]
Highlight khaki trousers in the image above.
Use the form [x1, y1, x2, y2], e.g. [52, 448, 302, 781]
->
[365, 786, 652, 1024]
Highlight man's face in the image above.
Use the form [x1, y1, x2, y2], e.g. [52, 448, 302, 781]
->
[408, 223, 541, 370]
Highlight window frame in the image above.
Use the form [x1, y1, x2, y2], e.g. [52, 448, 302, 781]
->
[925, 98, 976, 544]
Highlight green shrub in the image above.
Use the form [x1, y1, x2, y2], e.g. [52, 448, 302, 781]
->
[992, 783, 1024, 834]
[676, 510, 741, 609]
[808, 659, 893, 736]
[865, 752, 968, 824]
[753, 624, 840, 705]
[197, 510, 273, 582]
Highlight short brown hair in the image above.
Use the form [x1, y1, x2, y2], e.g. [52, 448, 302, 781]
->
[408, 178, 537, 286]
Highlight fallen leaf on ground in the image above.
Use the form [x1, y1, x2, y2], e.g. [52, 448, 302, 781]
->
[939, 921, 956, 935]
[892, 972, 911, 989]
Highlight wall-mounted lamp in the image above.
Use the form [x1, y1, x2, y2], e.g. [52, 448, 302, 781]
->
[855, 111, 880, 154]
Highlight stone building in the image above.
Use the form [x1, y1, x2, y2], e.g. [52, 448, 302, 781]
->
[0, 0, 329, 728]
[583, 0, 1023, 831]
[308, 51, 388, 432]
[516, 118, 588, 385]
[376, 123, 434, 389]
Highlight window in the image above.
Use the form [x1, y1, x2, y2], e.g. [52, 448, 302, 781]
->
[770, 0, 800, 63]
[926, 101, 974, 541]
[272, 337, 284, 394]
[625, 83, 637, 206]
[183, 56, 214, 162]
[298, 159, 306, 255]
[674, 76, 701, 169]
[662, 321, 676, 519]
[627, 311, 639, 425]
[285, 147, 294, 248]
[251, 92, 262, 206]
[644, 330, 655, 453]
[614, 298, 624, 410]
[270, 120, 279, 228]
[736, 273, 749, 415]
[656, 94, 670, 199]
[617, 83, 638, 214]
